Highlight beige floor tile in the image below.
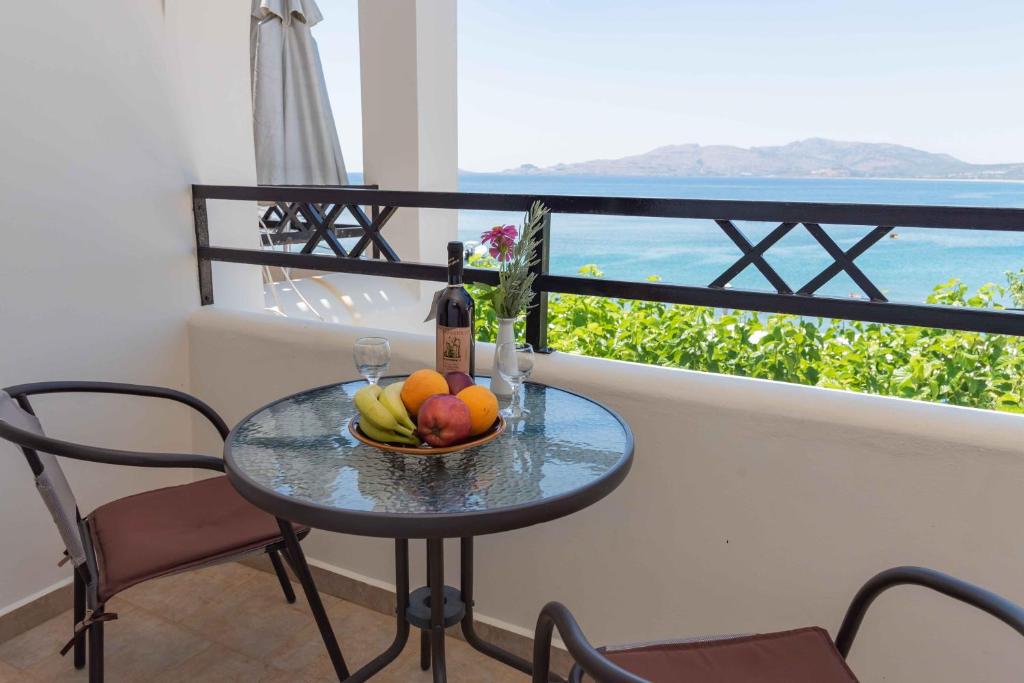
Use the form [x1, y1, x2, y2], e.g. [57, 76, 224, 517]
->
[119, 562, 269, 623]
[277, 574, 348, 619]
[258, 671, 336, 683]
[0, 660, 33, 683]
[265, 607, 531, 683]
[153, 643, 270, 682]
[101, 613, 212, 681]
[264, 605, 393, 680]
[6, 602, 210, 683]
[1, 562, 537, 682]
[0, 600, 138, 675]
[178, 579, 314, 662]
[424, 636, 530, 683]
[0, 609, 75, 672]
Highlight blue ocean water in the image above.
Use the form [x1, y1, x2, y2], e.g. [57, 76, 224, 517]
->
[452, 175, 1024, 304]
[348, 173, 1024, 303]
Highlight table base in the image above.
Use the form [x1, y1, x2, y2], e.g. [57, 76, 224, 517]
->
[304, 536, 564, 683]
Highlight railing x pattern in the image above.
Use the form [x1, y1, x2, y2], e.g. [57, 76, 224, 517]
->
[192, 185, 1024, 345]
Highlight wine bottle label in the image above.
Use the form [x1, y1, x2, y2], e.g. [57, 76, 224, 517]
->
[437, 325, 471, 374]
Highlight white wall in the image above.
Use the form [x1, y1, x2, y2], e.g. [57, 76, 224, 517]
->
[189, 307, 1024, 682]
[0, 0, 258, 612]
[165, 0, 263, 310]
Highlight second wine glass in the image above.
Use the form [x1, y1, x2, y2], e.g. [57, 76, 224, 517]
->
[495, 342, 534, 419]
[353, 337, 390, 385]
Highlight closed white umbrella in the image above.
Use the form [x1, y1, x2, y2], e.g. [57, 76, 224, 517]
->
[251, 0, 348, 185]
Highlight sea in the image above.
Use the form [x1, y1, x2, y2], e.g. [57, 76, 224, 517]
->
[360, 174, 1024, 304]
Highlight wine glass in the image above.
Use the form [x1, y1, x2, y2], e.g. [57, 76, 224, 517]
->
[496, 342, 534, 419]
[353, 337, 390, 385]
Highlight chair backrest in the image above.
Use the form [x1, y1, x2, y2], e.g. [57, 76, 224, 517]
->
[0, 391, 88, 567]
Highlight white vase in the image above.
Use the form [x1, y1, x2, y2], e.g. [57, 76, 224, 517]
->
[491, 318, 516, 397]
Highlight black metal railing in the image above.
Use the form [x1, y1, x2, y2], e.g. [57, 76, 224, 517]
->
[192, 185, 1024, 349]
[257, 184, 381, 249]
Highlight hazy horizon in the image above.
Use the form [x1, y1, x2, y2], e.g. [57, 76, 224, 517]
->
[353, 138, 1024, 179]
[463, 137, 1024, 176]
[317, 1, 1024, 173]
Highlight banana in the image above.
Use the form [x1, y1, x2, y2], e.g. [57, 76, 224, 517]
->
[354, 385, 399, 431]
[354, 385, 414, 436]
[357, 416, 420, 446]
[380, 382, 416, 432]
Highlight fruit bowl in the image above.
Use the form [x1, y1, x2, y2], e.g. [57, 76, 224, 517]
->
[348, 414, 506, 456]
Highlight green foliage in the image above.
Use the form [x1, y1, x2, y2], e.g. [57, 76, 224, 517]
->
[468, 265, 1024, 413]
[1007, 268, 1024, 308]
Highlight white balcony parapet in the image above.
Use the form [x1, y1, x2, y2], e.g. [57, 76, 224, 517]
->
[263, 271, 431, 335]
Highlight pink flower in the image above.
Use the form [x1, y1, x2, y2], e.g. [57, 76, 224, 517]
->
[480, 225, 518, 262]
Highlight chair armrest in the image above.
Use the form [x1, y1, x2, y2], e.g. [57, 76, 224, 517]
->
[835, 566, 1024, 657]
[4, 381, 230, 440]
[0, 419, 224, 472]
[533, 602, 648, 683]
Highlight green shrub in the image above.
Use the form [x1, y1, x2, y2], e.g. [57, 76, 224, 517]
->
[468, 260, 1024, 413]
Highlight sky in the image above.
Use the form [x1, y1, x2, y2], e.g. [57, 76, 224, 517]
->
[317, 0, 1024, 173]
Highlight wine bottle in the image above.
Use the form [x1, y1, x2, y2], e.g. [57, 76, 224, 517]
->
[436, 241, 475, 376]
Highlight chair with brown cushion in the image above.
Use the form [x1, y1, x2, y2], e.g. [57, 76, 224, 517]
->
[532, 566, 1024, 682]
[0, 381, 350, 683]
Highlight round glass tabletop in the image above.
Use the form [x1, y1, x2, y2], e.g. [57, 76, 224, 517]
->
[225, 377, 633, 538]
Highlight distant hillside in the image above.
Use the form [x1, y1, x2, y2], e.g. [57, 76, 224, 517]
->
[502, 138, 1024, 180]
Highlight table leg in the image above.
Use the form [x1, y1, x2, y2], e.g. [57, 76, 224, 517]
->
[460, 537, 565, 683]
[276, 519, 350, 680]
[420, 545, 432, 671]
[427, 538, 448, 683]
[343, 539, 411, 683]
[420, 630, 431, 671]
[307, 535, 562, 682]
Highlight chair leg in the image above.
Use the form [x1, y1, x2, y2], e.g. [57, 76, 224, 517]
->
[277, 520, 350, 680]
[268, 549, 296, 604]
[73, 569, 86, 670]
[88, 619, 103, 683]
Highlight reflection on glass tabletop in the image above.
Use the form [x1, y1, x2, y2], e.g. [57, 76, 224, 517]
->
[226, 378, 632, 519]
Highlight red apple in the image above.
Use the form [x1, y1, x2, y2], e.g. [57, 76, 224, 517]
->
[417, 394, 472, 447]
[445, 371, 474, 395]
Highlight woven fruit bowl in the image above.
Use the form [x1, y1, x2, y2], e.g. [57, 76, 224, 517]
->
[348, 414, 505, 456]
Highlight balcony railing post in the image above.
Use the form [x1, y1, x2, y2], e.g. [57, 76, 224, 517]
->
[192, 195, 214, 305]
[371, 205, 381, 260]
[525, 210, 551, 353]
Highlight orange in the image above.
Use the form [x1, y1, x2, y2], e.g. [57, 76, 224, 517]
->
[457, 385, 500, 435]
[401, 369, 449, 417]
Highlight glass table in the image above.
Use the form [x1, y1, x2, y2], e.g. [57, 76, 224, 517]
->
[225, 377, 634, 682]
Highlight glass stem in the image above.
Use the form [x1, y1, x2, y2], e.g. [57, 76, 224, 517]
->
[510, 381, 521, 416]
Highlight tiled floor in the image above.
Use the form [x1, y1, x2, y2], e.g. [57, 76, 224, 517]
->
[0, 563, 529, 682]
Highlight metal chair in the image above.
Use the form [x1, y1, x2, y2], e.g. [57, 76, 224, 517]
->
[0, 381, 349, 682]
[532, 566, 1024, 682]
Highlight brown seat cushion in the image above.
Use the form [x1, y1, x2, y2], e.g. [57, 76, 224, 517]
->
[599, 627, 858, 683]
[88, 476, 302, 601]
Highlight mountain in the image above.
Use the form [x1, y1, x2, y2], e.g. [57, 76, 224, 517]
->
[502, 138, 1024, 180]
